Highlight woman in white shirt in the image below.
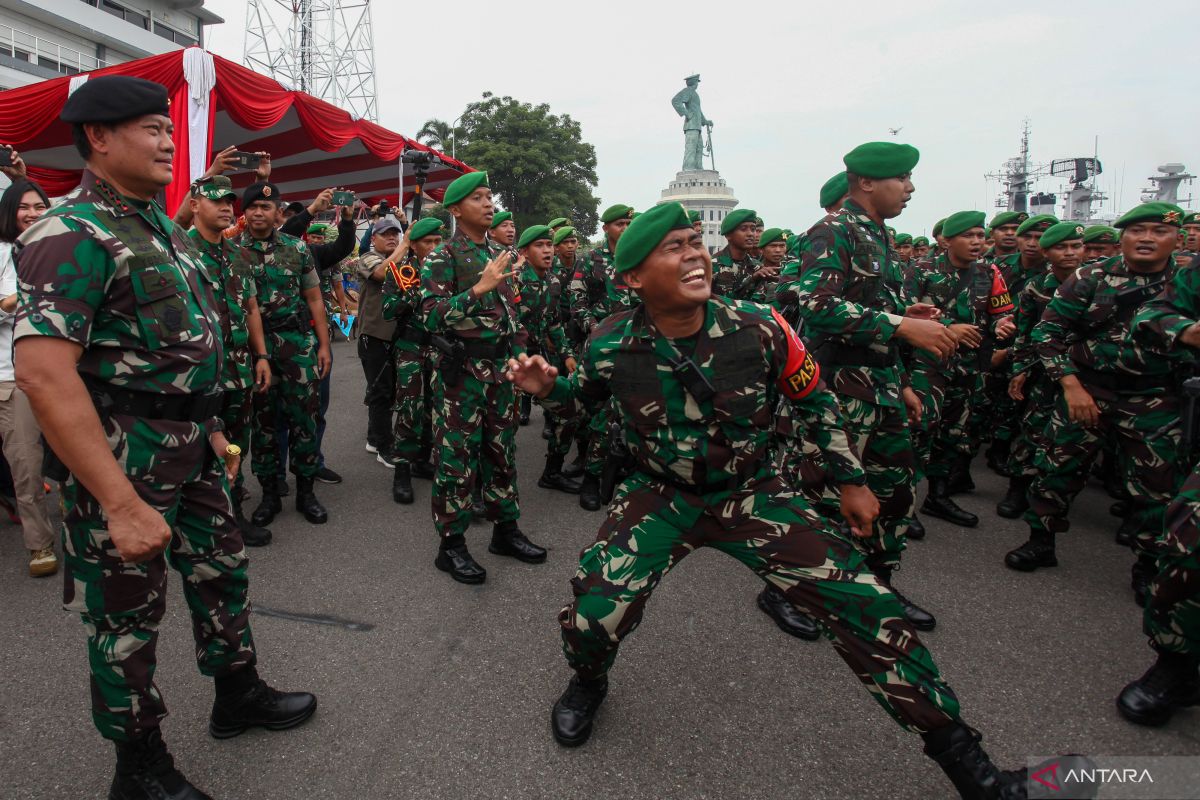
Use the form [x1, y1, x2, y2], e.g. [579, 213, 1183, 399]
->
[0, 173, 58, 577]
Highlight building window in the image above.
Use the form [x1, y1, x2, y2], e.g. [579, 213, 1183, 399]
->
[100, 0, 150, 30]
[154, 22, 196, 47]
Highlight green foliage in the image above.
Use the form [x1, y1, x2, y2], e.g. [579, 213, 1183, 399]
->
[415, 202, 453, 230]
[414, 118, 459, 151]
[451, 92, 599, 238]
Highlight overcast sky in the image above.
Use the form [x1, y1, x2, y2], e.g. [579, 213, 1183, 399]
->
[203, 0, 1200, 234]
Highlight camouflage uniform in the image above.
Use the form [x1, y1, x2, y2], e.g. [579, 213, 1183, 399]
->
[376, 253, 432, 467]
[1006, 269, 1065, 478]
[789, 198, 917, 571]
[421, 230, 528, 538]
[711, 245, 760, 300]
[1025, 255, 1183, 558]
[517, 262, 577, 456]
[15, 171, 255, 741]
[1145, 465, 1200, 657]
[543, 298, 962, 733]
[239, 229, 322, 483]
[550, 253, 586, 458]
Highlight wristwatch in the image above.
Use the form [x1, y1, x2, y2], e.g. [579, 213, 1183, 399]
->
[254, 353, 269, 362]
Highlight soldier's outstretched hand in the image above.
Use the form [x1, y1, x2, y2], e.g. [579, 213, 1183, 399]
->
[107, 497, 172, 563]
[473, 251, 516, 297]
[839, 484, 879, 539]
[905, 302, 942, 320]
[1008, 372, 1027, 401]
[505, 353, 559, 398]
[896, 317, 957, 359]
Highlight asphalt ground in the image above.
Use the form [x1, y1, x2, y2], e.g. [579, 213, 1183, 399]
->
[1, 338, 1197, 799]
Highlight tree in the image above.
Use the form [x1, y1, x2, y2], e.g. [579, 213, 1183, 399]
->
[455, 93, 599, 237]
[415, 118, 456, 151]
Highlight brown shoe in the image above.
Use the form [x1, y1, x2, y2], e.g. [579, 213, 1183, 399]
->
[29, 547, 58, 577]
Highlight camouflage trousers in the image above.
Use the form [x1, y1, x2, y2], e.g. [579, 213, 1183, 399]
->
[775, 402, 840, 519]
[431, 367, 519, 538]
[391, 341, 432, 464]
[908, 368, 947, 480]
[1006, 377, 1052, 479]
[252, 329, 320, 481]
[62, 417, 255, 742]
[220, 385, 254, 493]
[583, 400, 617, 478]
[560, 472, 961, 733]
[1026, 389, 1184, 557]
[1146, 465, 1200, 657]
[840, 397, 916, 569]
[979, 369, 1017, 448]
[925, 371, 983, 480]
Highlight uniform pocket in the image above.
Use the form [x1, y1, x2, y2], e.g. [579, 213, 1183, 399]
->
[130, 263, 198, 349]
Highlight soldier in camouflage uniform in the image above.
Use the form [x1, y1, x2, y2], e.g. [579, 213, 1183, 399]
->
[14, 76, 315, 800]
[568, 203, 637, 510]
[912, 235, 930, 261]
[907, 211, 1015, 529]
[788, 142, 959, 632]
[1082, 224, 1120, 264]
[997, 222, 1086, 520]
[238, 182, 332, 528]
[1006, 203, 1187, 607]
[712, 207, 760, 299]
[742, 226, 788, 305]
[186, 176, 272, 546]
[421, 171, 547, 584]
[550, 226, 587, 468]
[507, 202, 1075, 799]
[893, 232, 914, 264]
[981, 210, 1026, 266]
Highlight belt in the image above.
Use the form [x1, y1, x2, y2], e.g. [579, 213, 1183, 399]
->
[458, 338, 510, 360]
[648, 460, 764, 495]
[83, 377, 223, 423]
[396, 322, 431, 346]
[265, 313, 311, 333]
[826, 343, 898, 369]
[1076, 367, 1172, 394]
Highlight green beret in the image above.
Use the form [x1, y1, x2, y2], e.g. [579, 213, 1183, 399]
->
[932, 218, 947, 237]
[408, 217, 443, 241]
[1114, 202, 1186, 229]
[894, 233, 913, 245]
[843, 141, 920, 179]
[1038, 222, 1086, 249]
[754, 216, 764, 227]
[942, 210, 986, 239]
[242, 182, 281, 208]
[758, 228, 785, 247]
[687, 210, 701, 224]
[613, 202, 691, 274]
[552, 226, 577, 245]
[631, 211, 642, 219]
[819, 172, 850, 209]
[443, 171, 488, 207]
[1184, 211, 1200, 226]
[1081, 225, 1119, 244]
[988, 211, 1029, 229]
[489, 210, 513, 229]
[913, 236, 929, 247]
[60, 75, 169, 124]
[307, 223, 328, 235]
[721, 207, 758, 236]
[1016, 214, 1058, 235]
[547, 217, 569, 229]
[193, 175, 236, 201]
[601, 204, 634, 224]
[517, 224, 553, 249]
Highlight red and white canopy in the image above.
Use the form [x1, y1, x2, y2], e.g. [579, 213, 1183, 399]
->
[0, 47, 470, 214]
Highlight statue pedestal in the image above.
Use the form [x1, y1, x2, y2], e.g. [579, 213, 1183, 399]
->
[660, 169, 739, 253]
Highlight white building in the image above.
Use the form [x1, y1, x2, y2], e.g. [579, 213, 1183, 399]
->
[0, 0, 223, 90]
[659, 169, 739, 253]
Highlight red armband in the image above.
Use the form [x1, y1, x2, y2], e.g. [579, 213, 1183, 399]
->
[771, 307, 820, 400]
[389, 261, 420, 292]
[988, 265, 1014, 314]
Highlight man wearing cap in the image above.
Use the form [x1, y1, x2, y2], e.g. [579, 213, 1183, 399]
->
[912, 236, 930, 261]
[688, 209, 703, 234]
[791, 141, 958, 631]
[187, 176, 272, 547]
[239, 180, 333, 528]
[547, 226, 586, 468]
[356, 215, 404, 467]
[376, 216, 442, 504]
[908, 211, 1015, 529]
[1006, 204, 1186, 605]
[547, 216, 571, 233]
[983, 211, 1028, 265]
[776, 172, 851, 312]
[15, 75, 316, 799]
[998, 222, 1086, 520]
[421, 171, 546, 583]
[931, 218, 948, 256]
[1082, 225, 1121, 263]
[893, 233, 914, 264]
[504, 202, 1077, 797]
[489, 209, 517, 250]
[746, 227, 789, 305]
[712, 207, 760, 299]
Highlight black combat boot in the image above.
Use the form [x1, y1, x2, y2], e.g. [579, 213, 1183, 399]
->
[995, 476, 1031, 519]
[392, 463, 414, 505]
[1117, 650, 1200, 727]
[1109, 499, 1128, 518]
[542, 414, 554, 441]
[519, 392, 532, 425]
[209, 667, 317, 739]
[434, 536, 487, 584]
[251, 480, 282, 528]
[922, 722, 1097, 799]
[578, 474, 602, 511]
[274, 476, 289, 497]
[550, 674, 608, 747]
[873, 563, 936, 631]
[947, 455, 976, 495]
[489, 520, 547, 563]
[539, 454, 582, 494]
[1131, 554, 1157, 606]
[906, 514, 926, 541]
[110, 728, 211, 800]
[922, 477, 979, 527]
[411, 447, 436, 480]
[1115, 514, 1137, 547]
[1004, 529, 1057, 572]
[985, 438, 1012, 477]
[561, 445, 586, 479]
[756, 584, 821, 641]
[294, 476, 328, 524]
[471, 485, 486, 519]
[233, 498, 272, 547]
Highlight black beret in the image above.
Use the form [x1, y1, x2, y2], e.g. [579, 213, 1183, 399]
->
[243, 182, 282, 208]
[60, 76, 170, 124]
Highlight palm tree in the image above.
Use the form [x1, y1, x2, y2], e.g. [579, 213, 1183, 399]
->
[415, 118, 455, 151]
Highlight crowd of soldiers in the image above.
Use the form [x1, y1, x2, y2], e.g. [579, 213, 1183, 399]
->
[5, 74, 1199, 799]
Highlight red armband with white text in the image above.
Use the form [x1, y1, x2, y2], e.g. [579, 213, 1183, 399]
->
[771, 307, 820, 400]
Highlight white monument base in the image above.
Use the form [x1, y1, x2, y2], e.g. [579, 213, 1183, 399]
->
[659, 169, 739, 253]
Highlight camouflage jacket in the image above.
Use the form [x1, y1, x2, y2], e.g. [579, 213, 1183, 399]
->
[791, 198, 911, 409]
[567, 242, 638, 334]
[517, 264, 573, 361]
[993, 252, 1046, 309]
[552, 254, 582, 330]
[421, 229, 528, 382]
[14, 170, 223, 397]
[907, 253, 1013, 377]
[1132, 261, 1200, 367]
[1033, 254, 1177, 388]
[188, 229, 257, 390]
[744, 259, 791, 307]
[376, 251, 424, 327]
[712, 245, 760, 300]
[237, 228, 320, 329]
[541, 297, 866, 488]
[1011, 269, 1064, 376]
